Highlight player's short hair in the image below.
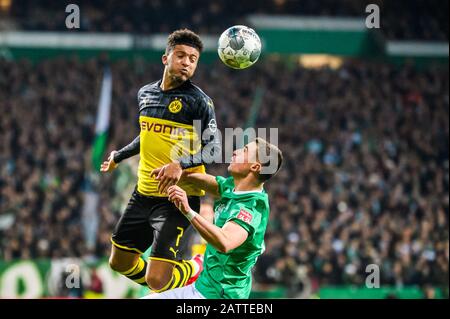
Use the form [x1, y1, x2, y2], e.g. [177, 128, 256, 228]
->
[255, 137, 283, 182]
[166, 29, 203, 54]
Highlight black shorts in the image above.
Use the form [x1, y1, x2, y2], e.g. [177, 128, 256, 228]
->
[111, 188, 200, 262]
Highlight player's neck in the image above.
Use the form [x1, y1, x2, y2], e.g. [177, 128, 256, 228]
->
[233, 175, 263, 192]
[161, 70, 185, 91]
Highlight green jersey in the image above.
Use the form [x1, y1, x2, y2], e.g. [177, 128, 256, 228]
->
[195, 176, 270, 299]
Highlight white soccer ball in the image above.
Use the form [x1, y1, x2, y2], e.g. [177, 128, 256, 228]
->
[217, 25, 262, 69]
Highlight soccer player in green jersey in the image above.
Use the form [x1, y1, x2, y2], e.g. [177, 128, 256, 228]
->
[143, 137, 283, 299]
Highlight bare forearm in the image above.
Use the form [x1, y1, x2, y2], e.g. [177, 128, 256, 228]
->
[190, 214, 229, 253]
[168, 185, 247, 253]
[183, 173, 219, 197]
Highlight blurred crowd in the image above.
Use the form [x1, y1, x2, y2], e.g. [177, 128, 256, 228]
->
[249, 60, 449, 297]
[3, 0, 448, 41]
[0, 57, 100, 259]
[0, 55, 448, 297]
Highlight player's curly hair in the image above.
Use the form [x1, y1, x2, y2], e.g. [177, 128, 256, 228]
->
[166, 29, 204, 54]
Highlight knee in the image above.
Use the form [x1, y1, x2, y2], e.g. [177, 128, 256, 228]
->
[109, 255, 133, 273]
[108, 255, 121, 272]
[146, 274, 170, 291]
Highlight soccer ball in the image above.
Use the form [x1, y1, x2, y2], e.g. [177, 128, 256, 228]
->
[218, 25, 262, 69]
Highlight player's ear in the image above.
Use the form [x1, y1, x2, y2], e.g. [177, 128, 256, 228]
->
[250, 163, 261, 174]
[162, 54, 168, 66]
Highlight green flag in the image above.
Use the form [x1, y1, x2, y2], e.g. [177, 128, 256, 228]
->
[92, 67, 112, 171]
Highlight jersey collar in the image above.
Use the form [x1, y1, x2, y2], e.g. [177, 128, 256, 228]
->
[158, 79, 191, 92]
[232, 189, 264, 195]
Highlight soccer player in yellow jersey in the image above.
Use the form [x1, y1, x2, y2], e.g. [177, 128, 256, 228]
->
[100, 29, 220, 293]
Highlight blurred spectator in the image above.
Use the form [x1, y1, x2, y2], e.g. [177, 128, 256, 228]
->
[422, 284, 437, 299]
[84, 268, 104, 298]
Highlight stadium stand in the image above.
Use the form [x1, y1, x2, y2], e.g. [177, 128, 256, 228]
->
[1, 56, 448, 297]
[4, 0, 449, 40]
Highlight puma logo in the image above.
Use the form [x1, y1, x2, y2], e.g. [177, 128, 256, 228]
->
[169, 247, 179, 258]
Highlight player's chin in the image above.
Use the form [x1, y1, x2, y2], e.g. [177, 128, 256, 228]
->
[171, 74, 185, 83]
[177, 71, 190, 79]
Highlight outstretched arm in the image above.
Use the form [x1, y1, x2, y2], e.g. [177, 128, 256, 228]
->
[100, 135, 140, 173]
[113, 135, 140, 163]
[168, 186, 248, 253]
[181, 172, 219, 197]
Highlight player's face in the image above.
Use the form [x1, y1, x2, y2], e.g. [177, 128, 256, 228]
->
[164, 45, 200, 82]
[228, 142, 260, 176]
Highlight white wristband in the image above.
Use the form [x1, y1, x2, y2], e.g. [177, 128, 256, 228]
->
[185, 209, 198, 222]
